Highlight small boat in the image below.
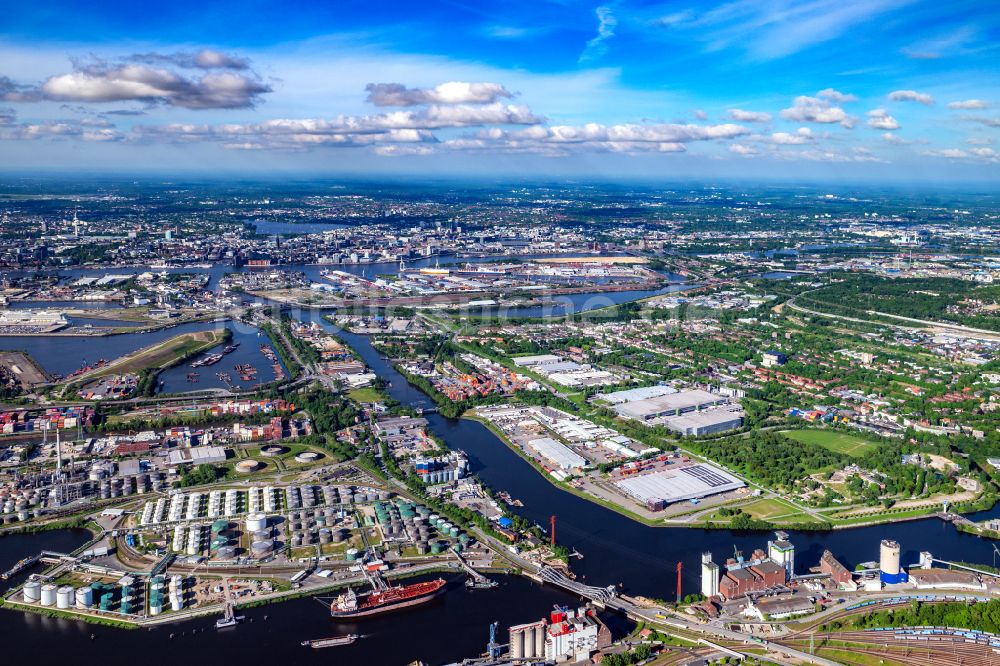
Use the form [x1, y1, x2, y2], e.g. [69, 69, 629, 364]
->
[465, 578, 498, 589]
[300, 634, 359, 648]
[215, 614, 244, 629]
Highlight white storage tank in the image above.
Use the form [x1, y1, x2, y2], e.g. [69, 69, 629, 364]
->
[75, 586, 93, 609]
[23, 580, 41, 604]
[56, 586, 74, 609]
[40, 584, 57, 607]
[245, 512, 268, 533]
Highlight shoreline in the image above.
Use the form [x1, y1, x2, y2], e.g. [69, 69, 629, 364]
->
[460, 411, 981, 535]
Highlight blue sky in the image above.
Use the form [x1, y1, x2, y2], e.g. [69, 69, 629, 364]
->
[1, 0, 999, 181]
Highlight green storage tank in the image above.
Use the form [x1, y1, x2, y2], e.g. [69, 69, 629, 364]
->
[211, 519, 229, 534]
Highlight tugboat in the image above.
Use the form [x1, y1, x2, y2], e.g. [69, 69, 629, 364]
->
[222, 343, 240, 355]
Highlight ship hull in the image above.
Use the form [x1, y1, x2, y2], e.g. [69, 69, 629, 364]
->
[330, 582, 446, 619]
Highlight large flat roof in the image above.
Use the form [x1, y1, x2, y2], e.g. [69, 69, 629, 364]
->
[597, 385, 677, 405]
[614, 389, 727, 419]
[615, 463, 744, 504]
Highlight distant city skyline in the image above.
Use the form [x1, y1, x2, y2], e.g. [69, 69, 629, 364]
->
[1, 0, 999, 181]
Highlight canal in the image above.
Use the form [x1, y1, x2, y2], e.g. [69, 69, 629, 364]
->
[314, 314, 1000, 600]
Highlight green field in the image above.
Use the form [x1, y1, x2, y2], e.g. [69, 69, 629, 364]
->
[348, 387, 383, 403]
[781, 429, 878, 457]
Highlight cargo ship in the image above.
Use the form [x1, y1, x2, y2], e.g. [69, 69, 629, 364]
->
[330, 577, 446, 619]
[191, 353, 223, 368]
[301, 634, 358, 648]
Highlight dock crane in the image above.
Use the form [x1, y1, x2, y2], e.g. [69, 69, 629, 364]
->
[487, 621, 502, 659]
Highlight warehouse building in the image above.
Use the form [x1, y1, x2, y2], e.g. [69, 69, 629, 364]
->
[614, 463, 744, 505]
[597, 384, 677, 405]
[661, 405, 745, 436]
[167, 446, 228, 467]
[613, 389, 731, 422]
[527, 437, 588, 471]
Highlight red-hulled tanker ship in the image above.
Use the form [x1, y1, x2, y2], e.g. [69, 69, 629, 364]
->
[330, 577, 446, 619]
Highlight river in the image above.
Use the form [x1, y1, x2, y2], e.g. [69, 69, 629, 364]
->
[1, 309, 997, 665]
[0, 529, 623, 665]
[314, 315, 1000, 599]
[0, 320, 286, 395]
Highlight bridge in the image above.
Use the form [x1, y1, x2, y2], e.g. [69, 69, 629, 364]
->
[534, 565, 617, 604]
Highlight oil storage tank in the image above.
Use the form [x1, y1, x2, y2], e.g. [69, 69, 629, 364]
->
[245, 512, 267, 533]
[56, 586, 74, 609]
[23, 580, 41, 604]
[75, 586, 93, 609]
[40, 584, 57, 607]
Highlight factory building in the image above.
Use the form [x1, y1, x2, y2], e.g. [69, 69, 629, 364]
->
[705, 533, 794, 601]
[819, 550, 854, 587]
[879, 539, 909, 584]
[508, 606, 610, 664]
[414, 451, 469, 484]
[768, 532, 796, 579]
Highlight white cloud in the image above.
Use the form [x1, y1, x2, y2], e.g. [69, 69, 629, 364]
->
[365, 82, 514, 106]
[888, 89, 934, 105]
[770, 127, 814, 144]
[923, 148, 969, 158]
[867, 108, 900, 130]
[693, 109, 708, 120]
[921, 147, 998, 162]
[728, 108, 772, 123]
[729, 143, 757, 155]
[882, 132, 910, 145]
[780, 96, 856, 128]
[948, 99, 990, 110]
[969, 116, 1000, 128]
[817, 88, 858, 104]
[38, 63, 271, 109]
[579, 6, 617, 62]
[129, 49, 251, 70]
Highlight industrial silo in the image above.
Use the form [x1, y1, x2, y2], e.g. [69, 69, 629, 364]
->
[879, 539, 907, 584]
[509, 627, 524, 660]
[534, 624, 545, 656]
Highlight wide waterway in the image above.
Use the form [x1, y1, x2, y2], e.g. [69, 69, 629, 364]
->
[0, 320, 286, 394]
[0, 529, 624, 665]
[312, 314, 1000, 599]
[1, 307, 998, 664]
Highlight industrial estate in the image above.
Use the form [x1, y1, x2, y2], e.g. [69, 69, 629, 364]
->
[0, 180, 999, 666]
